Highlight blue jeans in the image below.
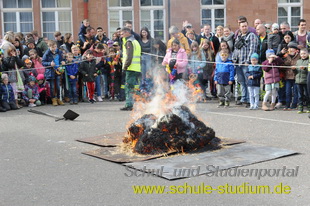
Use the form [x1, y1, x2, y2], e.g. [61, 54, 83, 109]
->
[48, 76, 60, 98]
[296, 84, 309, 106]
[278, 79, 286, 103]
[285, 79, 298, 108]
[95, 75, 102, 97]
[141, 54, 152, 81]
[235, 65, 249, 103]
[68, 81, 78, 103]
[101, 74, 109, 96]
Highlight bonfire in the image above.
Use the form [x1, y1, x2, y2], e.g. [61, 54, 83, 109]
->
[122, 69, 217, 155]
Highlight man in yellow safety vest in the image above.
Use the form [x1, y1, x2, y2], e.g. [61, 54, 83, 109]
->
[120, 27, 141, 111]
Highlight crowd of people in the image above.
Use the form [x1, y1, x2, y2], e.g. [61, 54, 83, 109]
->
[0, 16, 309, 114]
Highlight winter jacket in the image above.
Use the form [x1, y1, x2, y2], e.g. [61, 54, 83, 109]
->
[3, 56, 24, 83]
[95, 35, 109, 45]
[214, 60, 234, 85]
[276, 40, 289, 57]
[90, 48, 110, 74]
[267, 33, 281, 51]
[0, 83, 15, 103]
[66, 62, 79, 82]
[42, 48, 64, 80]
[32, 58, 45, 75]
[262, 57, 284, 84]
[294, 58, 309, 84]
[197, 32, 220, 54]
[257, 35, 268, 63]
[23, 46, 43, 58]
[245, 65, 263, 87]
[22, 84, 40, 102]
[79, 59, 97, 82]
[167, 33, 191, 54]
[283, 53, 300, 80]
[60, 42, 75, 53]
[162, 48, 188, 74]
[38, 81, 50, 97]
[35, 37, 48, 54]
[188, 50, 206, 74]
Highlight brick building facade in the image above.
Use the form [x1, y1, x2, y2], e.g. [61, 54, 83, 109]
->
[0, 0, 309, 42]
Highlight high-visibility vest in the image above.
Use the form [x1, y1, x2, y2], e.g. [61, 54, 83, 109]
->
[122, 36, 141, 72]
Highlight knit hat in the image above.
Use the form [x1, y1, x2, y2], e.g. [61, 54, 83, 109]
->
[287, 42, 299, 50]
[24, 58, 32, 64]
[37, 74, 45, 80]
[28, 75, 36, 82]
[250, 53, 259, 60]
[272, 23, 279, 31]
[266, 49, 275, 58]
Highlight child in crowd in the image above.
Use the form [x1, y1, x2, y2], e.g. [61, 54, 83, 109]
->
[267, 23, 281, 54]
[200, 38, 216, 98]
[245, 53, 263, 110]
[71, 45, 82, 61]
[262, 49, 284, 111]
[22, 75, 41, 107]
[22, 59, 38, 84]
[78, 19, 90, 44]
[79, 50, 98, 103]
[29, 49, 45, 75]
[37, 74, 50, 105]
[282, 42, 300, 110]
[91, 43, 107, 101]
[107, 47, 122, 100]
[214, 49, 234, 107]
[292, 48, 310, 113]
[3, 46, 25, 108]
[65, 53, 79, 104]
[0, 75, 18, 110]
[188, 41, 207, 100]
[42, 40, 65, 106]
[140, 71, 154, 100]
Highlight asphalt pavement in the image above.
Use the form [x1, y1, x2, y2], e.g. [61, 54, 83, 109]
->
[0, 100, 309, 206]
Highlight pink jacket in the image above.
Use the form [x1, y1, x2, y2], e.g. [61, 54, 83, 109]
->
[162, 48, 188, 74]
[32, 58, 45, 75]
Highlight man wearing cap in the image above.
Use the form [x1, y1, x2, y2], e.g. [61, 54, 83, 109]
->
[120, 27, 141, 111]
[233, 20, 259, 107]
[167, 25, 191, 55]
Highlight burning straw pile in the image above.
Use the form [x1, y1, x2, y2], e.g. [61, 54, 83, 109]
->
[123, 105, 216, 154]
[121, 68, 219, 155]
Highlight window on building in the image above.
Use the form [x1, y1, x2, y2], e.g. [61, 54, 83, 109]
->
[140, 0, 165, 41]
[1, 0, 33, 34]
[108, 0, 133, 38]
[41, 0, 72, 40]
[278, 0, 302, 31]
[201, 0, 226, 32]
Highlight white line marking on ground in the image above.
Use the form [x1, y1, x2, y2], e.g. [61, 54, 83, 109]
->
[206, 111, 310, 126]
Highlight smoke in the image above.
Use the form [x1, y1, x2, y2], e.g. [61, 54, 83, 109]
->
[133, 66, 197, 122]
